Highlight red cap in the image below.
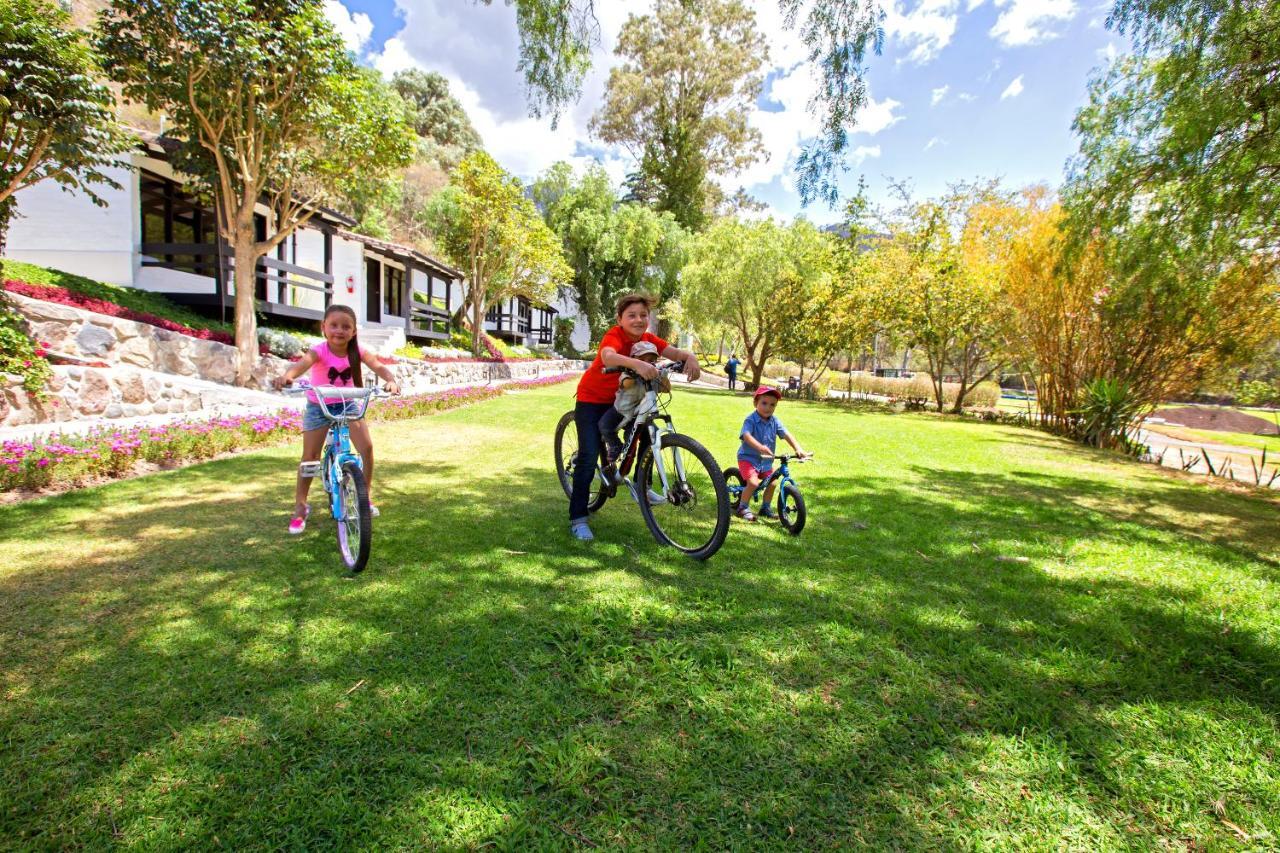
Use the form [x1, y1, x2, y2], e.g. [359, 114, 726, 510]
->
[754, 386, 782, 400]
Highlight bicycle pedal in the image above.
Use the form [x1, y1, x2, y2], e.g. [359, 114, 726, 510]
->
[298, 461, 323, 478]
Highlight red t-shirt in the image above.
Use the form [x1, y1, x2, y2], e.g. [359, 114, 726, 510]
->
[575, 326, 670, 404]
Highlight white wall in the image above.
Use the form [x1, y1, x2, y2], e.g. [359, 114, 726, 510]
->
[329, 235, 365, 320]
[6, 161, 138, 285]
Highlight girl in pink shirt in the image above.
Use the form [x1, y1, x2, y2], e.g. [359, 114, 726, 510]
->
[274, 305, 401, 534]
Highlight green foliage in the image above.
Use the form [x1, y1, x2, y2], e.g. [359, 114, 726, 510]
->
[871, 182, 1016, 413]
[1064, 1, 1280, 403]
[426, 153, 571, 355]
[0, 296, 52, 398]
[255, 327, 306, 360]
[532, 162, 687, 342]
[97, 0, 415, 379]
[1235, 380, 1280, 408]
[391, 69, 483, 168]
[1073, 377, 1147, 450]
[0, 0, 133, 249]
[779, 0, 885, 206]
[1069, 1, 1280, 275]
[590, 0, 767, 230]
[553, 316, 577, 356]
[479, 0, 597, 124]
[682, 217, 838, 388]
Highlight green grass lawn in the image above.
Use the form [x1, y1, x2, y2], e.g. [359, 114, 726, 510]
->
[2, 386, 1278, 848]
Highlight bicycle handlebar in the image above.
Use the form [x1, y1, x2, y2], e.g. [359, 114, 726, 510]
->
[282, 384, 389, 399]
[601, 360, 686, 377]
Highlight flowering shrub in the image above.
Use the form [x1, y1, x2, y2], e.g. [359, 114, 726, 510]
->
[3, 279, 268, 353]
[1, 299, 54, 398]
[1, 372, 577, 492]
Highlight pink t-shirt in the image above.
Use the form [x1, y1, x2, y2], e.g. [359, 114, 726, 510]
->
[306, 342, 357, 404]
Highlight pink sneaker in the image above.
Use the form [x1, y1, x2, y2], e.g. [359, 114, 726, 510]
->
[288, 504, 310, 535]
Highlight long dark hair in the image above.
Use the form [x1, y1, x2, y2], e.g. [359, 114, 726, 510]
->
[323, 304, 362, 388]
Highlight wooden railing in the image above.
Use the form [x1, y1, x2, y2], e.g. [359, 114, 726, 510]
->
[140, 242, 333, 314]
[408, 302, 449, 341]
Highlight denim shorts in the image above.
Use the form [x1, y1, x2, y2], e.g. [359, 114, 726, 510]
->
[302, 400, 359, 431]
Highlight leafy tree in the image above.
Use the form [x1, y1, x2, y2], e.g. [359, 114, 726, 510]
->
[872, 183, 1015, 413]
[682, 217, 833, 388]
[773, 242, 877, 395]
[425, 151, 571, 356]
[1067, 1, 1280, 285]
[98, 0, 415, 383]
[532, 162, 687, 343]
[502, 0, 884, 207]
[0, 0, 132, 255]
[391, 69, 483, 169]
[590, 0, 767, 230]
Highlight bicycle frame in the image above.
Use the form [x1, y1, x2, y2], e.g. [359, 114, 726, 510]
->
[731, 455, 803, 504]
[293, 386, 379, 521]
[606, 365, 687, 498]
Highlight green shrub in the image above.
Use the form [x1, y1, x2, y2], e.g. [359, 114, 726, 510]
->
[1236, 379, 1279, 407]
[0, 297, 53, 399]
[257, 327, 306, 359]
[965, 381, 1002, 408]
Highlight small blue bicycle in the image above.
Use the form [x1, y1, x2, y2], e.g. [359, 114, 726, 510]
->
[286, 383, 386, 572]
[723, 454, 813, 536]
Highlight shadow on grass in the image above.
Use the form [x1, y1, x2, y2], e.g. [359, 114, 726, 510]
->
[1, 430, 1278, 847]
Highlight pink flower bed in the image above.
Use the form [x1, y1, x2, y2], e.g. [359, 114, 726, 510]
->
[2, 279, 269, 353]
[1, 372, 577, 493]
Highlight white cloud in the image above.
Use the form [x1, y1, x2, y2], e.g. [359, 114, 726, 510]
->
[923, 136, 945, 151]
[1096, 41, 1118, 63]
[884, 0, 961, 64]
[1000, 75, 1025, 99]
[990, 0, 1077, 47]
[956, 91, 978, 102]
[931, 85, 949, 106]
[323, 0, 374, 55]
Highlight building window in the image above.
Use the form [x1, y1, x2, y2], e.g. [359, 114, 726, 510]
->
[139, 174, 217, 276]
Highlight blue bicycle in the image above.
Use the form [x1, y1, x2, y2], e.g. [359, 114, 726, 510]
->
[286, 383, 386, 572]
[723, 454, 813, 536]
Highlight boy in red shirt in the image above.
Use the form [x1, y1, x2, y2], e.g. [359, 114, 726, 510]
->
[569, 293, 701, 541]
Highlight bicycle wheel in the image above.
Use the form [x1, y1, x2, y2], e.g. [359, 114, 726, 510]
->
[778, 482, 806, 536]
[335, 461, 372, 572]
[553, 410, 608, 513]
[722, 467, 745, 511]
[637, 433, 730, 560]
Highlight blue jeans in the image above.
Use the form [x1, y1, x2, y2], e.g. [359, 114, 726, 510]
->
[727, 372, 738, 390]
[570, 401, 612, 521]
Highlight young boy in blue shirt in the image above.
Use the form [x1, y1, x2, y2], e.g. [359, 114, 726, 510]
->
[736, 386, 808, 521]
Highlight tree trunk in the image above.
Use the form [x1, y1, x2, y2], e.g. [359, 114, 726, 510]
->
[471, 291, 485, 357]
[233, 231, 260, 385]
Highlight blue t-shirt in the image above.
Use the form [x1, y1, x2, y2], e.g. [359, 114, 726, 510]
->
[738, 410, 787, 467]
[725, 357, 740, 376]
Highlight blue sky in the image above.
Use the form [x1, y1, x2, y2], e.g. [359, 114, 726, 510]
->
[322, 0, 1124, 224]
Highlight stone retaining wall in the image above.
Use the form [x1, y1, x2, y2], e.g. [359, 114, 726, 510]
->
[3, 291, 584, 427]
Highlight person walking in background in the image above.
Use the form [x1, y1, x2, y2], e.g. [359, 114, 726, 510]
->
[726, 353, 741, 391]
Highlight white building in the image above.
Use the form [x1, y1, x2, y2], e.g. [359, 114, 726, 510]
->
[7, 130, 590, 352]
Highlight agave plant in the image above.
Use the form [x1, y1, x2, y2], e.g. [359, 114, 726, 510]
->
[1073, 378, 1147, 450]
